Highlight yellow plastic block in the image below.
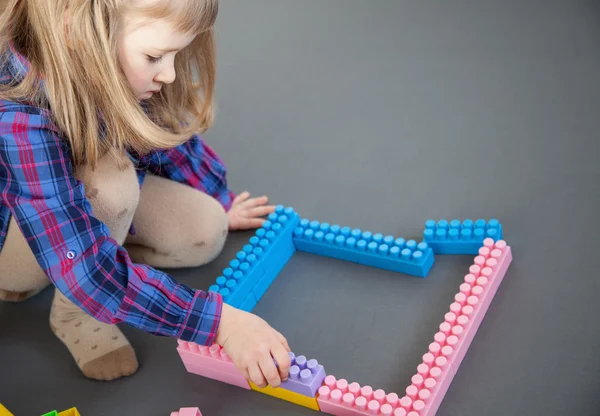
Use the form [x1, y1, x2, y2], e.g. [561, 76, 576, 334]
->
[249, 382, 320, 411]
[58, 408, 80, 416]
[0, 403, 14, 416]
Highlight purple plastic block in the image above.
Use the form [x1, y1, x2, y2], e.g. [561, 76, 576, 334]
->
[279, 352, 326, 397]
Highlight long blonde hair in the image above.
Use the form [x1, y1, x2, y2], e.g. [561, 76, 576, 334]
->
[0, 0, 218, 168]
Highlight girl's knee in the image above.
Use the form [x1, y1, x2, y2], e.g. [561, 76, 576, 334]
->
[174, 197, 228, 267]
[127, 191, 228, 269]
[192, 202, 228, 264]
[0, 217, 51, 294]
[75, 152, 140, 245]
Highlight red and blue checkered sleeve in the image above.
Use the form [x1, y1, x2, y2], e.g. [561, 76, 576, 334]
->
[0, 108, 222, 344]
[140, 133, 235, 211]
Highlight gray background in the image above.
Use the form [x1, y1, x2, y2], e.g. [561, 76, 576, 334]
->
[1, 0, 599, 415]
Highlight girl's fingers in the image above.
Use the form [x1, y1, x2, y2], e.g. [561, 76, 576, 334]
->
[231, 217, 265, 230]
[247, 205, 276, 218]
[258, 352, 282, 388]
[233, 191, 250, 205]
[275, 330, 291, 352]
[248, 362, 267, 388]
[242, 218, 267, 229]
[270, 343, 291, 382]
[242, 367, 251, 382]
[240, 195, 269, 208]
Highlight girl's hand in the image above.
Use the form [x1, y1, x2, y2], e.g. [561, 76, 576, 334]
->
[227, 191, 276, 230]
[216, 303, 291, 388]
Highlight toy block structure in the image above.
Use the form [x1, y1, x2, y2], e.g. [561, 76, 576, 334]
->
[317, 375, 405, 415]
[208, 206, 436, 315]
[176, 340, 250, 390]
[250, 351, 326, 410]
[178, 205, 511, 415]
[423, 219, 502, 255]
[250, 382, 321, 411]
[170, 408, 202, 416]
[208, 205, 300, 311]
[316, 239, 511, 416]
[401, 238, 512, 415]
[58, 409, 80, 416]
[41, 407, 80, 415]
[293, 220, 434, 277]
[0, 404, 13, 416]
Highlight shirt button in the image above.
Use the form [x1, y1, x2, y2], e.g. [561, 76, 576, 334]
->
[66, 250, 76, 259]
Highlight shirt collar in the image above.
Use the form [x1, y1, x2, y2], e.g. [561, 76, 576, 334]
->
[5, 41, 32, 84]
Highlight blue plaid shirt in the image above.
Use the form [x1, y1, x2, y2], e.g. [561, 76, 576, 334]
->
[0, 43, 231, 344]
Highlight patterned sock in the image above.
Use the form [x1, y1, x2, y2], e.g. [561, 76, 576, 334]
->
[49, 289, 138, 381]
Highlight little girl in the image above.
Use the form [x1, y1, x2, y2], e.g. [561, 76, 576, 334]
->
[0, 0, 291, 388]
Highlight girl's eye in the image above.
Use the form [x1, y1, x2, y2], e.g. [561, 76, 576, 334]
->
[146, 55, 163, 63]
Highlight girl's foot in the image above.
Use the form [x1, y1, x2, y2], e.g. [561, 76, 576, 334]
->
[49, 289, 138, 381]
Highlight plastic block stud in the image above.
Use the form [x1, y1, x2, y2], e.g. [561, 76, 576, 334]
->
[208, 205, 300, 311]
[250, 382, 321, 411]
[403, 238, 512, 416]
[176, 340, 251, 390]
[250, 351, 325, 410]
[293, 220, 434, 277]
[0, 404, 13, 416]
[58, 409, 80, 416]
[279, 352, 326, 397]
[423, 219, 503, 255]
[317, 375, 407, 416]
[170, 408, 203, 416]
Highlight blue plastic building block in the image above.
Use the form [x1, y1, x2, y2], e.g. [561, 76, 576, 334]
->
[292, 220, 434, 277]
[208, 205, 299, 308]
[239, 291, 258, 313]
[423, 219, 503, 254]
[279, 352, 326, 397]
[251, 213, 298, 302]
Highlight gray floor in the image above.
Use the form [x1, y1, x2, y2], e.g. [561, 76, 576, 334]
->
[2, 1, 600, 415]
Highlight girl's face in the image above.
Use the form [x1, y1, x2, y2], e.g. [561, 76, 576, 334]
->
[117, 16, 196, 100]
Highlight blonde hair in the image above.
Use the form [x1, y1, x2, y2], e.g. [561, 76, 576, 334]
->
[0, 0, 218, 168]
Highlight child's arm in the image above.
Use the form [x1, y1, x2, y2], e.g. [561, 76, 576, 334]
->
[0, 108, 291, 387]
[137, 133, 276, 230]
[136, 133, 236, 210]
[0, 109, 221, 345]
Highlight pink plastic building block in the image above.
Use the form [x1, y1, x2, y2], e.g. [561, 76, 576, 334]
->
[170, 408, 202, 416]
[176, 340, 251, 390]
[400, 238, 512, 416]
[318, 238, 511, 416]
[317, 375, 408, 415]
